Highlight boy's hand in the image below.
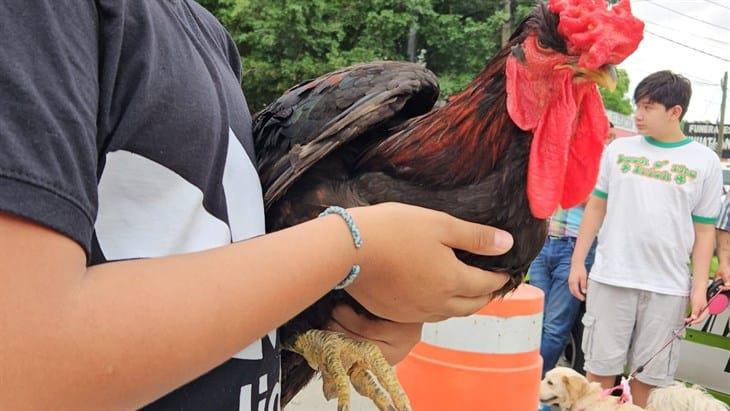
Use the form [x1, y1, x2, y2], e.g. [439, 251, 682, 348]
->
[716, 262, 730, 291]
[686, 288, 709, 325]
[568, 262, 588, 301]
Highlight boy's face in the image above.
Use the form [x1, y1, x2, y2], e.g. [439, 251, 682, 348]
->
[634, 97, 683, 137]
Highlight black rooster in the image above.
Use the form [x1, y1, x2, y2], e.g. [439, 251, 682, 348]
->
[252, 1, 644, 409]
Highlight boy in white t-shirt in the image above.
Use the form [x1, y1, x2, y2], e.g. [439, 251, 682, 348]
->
[568, 70, 722, 407]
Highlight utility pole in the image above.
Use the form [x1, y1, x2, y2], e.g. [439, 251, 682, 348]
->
[501, 0, 512, 47]
[407, 23, 418, 63]
[718, 71, 727, 158]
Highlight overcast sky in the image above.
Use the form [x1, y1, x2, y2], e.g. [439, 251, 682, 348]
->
[617, 0, 730, 123]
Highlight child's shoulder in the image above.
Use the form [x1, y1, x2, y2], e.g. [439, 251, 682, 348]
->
[684, 139, 718, 155]
[609, 135, 643, 146]
[604, 135, 642, 154]
[679, 140, 721, 166]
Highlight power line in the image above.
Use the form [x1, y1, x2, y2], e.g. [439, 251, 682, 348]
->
[704, 0, 730, 12]
[645, 30, 730, 63]
[689, 76, 720, 86]
[645, 0, 730, 32]
[643, 19, 730, 46]
[622, 59, 724, 92]
[680, 73, 719, 86]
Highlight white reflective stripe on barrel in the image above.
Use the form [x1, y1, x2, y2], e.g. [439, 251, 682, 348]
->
[421, 313, 542, 354]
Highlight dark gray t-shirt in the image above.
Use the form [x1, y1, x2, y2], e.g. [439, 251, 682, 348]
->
[0, 1, 279, 409]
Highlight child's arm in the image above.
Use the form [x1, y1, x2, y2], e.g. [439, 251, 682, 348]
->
[688, 222, 715, 324]
[0, 204, 513, 409]
[688, 154, 723, 321]
[568, 194, 607, 301]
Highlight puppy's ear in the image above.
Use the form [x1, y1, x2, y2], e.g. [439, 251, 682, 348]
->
[562, 374, 589, 403]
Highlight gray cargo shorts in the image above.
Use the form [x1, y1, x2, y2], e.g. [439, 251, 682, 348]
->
[581, 279, 688, 387]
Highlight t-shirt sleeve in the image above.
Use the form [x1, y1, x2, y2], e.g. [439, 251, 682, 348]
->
[0, 0, 99, 255]
[593, 142, 612, 199]
[692, 155, 723, 225]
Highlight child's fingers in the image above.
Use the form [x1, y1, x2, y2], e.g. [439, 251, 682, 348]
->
[442, 219, 514, 256]
[453, 263, 509, 298]
[687, 308, 708, 325]
[694, 309, 709, 324]
[570, 282, 585, 301]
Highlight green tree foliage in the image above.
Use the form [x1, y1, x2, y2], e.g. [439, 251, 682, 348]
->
[213, 0, 428, 109]
[599, 68, 633, 115]
[199, 0, 632, 115]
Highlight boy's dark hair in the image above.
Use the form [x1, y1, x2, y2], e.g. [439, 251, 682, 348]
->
[633, 70, 692, 120]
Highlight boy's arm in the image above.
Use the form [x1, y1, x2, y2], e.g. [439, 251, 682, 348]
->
[688, 155, 723, 320]
[572, 195, 607, 265]
[574, 139, 612, 262]
[568, 194, 607, 300]
[688, 223, 715, 324]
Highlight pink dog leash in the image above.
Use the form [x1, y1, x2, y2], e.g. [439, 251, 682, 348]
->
[599, 289, 727, 405]
[600, 376, 633, 404]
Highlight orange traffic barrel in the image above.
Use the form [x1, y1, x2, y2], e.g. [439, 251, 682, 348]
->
[397, 284, 544, 411]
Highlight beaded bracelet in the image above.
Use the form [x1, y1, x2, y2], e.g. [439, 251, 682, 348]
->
[319, 206, 362, 290]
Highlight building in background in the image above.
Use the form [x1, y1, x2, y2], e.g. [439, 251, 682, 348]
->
[606, 109, 637, 139]
[683, 122, 730, 159]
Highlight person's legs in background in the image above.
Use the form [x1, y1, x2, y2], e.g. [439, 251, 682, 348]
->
[528, 238, 554, 376]
[528, 239, 552, 299]
[539, 238, 583, 374]
[626, 290, 688, 407]
[583, 281, 638, 391]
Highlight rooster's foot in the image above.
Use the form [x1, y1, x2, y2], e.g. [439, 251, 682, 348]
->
[288, 329, 411, 411]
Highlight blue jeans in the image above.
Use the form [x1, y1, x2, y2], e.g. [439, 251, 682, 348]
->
[529, 236, 596, 375]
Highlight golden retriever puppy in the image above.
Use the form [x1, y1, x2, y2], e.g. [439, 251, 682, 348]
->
[540, 367, 643, 410]
[540, 367, 729, 411]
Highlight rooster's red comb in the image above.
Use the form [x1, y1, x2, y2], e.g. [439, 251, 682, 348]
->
[548, 0, 644, 69]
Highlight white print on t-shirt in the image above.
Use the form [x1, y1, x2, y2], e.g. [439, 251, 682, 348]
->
[240, 373, 281, 411]
[96, 129, 265, 256]
[95, 129, 276, 409]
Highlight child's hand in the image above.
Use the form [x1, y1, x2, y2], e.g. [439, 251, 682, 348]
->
[568, 262, 588, 301]
[345, 203, 514, 323]
[686, 288, 709, 325]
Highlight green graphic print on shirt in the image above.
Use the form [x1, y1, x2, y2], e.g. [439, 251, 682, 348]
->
[617, 154, 698, 185]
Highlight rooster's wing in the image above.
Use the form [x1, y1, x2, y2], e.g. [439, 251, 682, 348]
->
[253, 61, 439, 209]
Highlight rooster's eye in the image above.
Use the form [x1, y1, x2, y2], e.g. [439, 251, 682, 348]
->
[536, 40, 552, 53]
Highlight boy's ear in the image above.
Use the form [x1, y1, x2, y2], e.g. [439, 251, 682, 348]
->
[668, 104, 683, 121]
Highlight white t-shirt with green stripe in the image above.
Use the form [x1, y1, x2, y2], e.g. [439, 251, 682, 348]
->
[590, 135, 722, 296]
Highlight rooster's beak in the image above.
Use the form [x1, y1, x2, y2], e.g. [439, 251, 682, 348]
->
[575, 64, 618, 91]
